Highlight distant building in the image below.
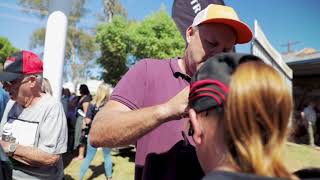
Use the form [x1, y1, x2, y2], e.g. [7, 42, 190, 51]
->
[283, 48, 320, 109]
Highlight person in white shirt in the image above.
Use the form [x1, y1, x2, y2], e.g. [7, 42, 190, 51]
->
[0, 50, 68, 180]
[302, 101, 317, 146]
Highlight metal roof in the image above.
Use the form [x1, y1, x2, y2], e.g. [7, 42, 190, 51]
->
[285, 52, 320, 77]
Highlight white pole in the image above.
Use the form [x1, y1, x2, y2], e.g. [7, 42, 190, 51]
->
[43, 11, 67, 99]
[43, 0, 73, 99]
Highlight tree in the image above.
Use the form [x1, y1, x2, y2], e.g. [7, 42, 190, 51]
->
[17, 0, 88, 25]
[131, 9, 185, 60]
[17, 0, 128, 85]
[96, 16, 133, 86]
[102, 0, 128, 22]
[17, 0, 96, 84]
[0, 37, 19, 68]
[96, 8, 185, 86]
[27, 26, 97, 82]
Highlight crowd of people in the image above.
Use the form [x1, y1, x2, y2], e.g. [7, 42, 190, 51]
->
[0, 3, 319, 180]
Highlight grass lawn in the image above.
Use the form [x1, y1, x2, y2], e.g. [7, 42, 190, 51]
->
[63, 149, 135, 180]
[284, 142, 320, 171]
[64, 143, 320, 180]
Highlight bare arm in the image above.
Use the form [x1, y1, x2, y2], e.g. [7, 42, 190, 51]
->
[300, 111, 305, 120]
[90, 86, 189, 148]
[83, 102, 90, 115]
[0, 140, 60, 166]
[82, 102, 90, 128]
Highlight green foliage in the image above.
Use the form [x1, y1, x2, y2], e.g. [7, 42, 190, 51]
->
[131, 9, 185, 60]
[0, 37, 19, 67]
[27, 26, 97, 81]
[96, 16, 133, 86]
[17, 0, 49, 18]
[17, 0, 88, 25]
[101, 0, 128, 22]
[18, 0, 98, 82]
[66, 27, 97, 81]
[29, 28, 45, 49]
[96, 9, 185, 85]
[18, 0, 128, 83]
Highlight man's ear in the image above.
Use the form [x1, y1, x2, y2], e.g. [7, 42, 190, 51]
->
[189, 108, 203, 145]
[29, 76, 37, 88]
[186, 26, 194, 44]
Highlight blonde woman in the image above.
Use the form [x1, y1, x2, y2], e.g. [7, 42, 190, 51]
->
[189, 53, 298, 180]
[79, 83, 112, 180]
[41, 78, 53, 95]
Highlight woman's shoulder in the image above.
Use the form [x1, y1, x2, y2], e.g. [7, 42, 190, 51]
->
[80, 95, 92, 103]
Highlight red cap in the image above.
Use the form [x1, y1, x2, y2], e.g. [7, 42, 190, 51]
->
[0, 50, 43, 82]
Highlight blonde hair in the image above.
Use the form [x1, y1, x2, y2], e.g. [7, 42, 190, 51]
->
[41, 77, 52, 95]
[225, 61, 296, 179]
[92, 83, 111, 107]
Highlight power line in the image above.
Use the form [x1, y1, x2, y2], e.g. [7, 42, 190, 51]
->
[280, 40, 301, 53]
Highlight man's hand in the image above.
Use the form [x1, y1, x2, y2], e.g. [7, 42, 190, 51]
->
[90, 86, 190, 148]
[0, 140, 10, 153]
[84, 117, 92, 125]
[163, 86, 190, 120]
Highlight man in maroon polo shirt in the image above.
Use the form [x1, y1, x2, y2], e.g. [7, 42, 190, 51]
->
[90, 4, 253, 180]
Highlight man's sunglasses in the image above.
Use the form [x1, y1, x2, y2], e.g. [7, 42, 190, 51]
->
[1, 76, 31, 87]
[1, 79, 19, 87]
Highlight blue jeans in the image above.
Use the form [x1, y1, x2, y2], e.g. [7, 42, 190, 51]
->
[79, 136, 112, 179]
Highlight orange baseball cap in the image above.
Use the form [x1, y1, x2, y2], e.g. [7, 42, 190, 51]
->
[192, 4, 252, 44]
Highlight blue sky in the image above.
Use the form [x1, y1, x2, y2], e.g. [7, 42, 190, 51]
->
[0, 0, 319, 54]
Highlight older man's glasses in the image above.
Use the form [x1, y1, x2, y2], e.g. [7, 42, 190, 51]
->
[1, 77, 30, 87]
[1, 79, 19, 87]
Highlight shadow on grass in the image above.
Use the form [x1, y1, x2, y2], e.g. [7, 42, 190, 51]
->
[113, 149, 136, 163]
[87, 163, 105, 180]
[84, 162, 116, 179]
[64, 174, 76, 180]
[63, 150, 79, 168]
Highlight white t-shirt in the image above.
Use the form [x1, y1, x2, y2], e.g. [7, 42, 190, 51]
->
[1, 94, 68, 180]
[303, 105, 317, 124]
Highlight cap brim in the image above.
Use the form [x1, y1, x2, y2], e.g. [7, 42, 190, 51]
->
[201, 18, 253, 44]
[0, 71, 22, 82]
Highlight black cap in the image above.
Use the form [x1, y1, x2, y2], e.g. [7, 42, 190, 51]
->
[189, 53, 261, 113]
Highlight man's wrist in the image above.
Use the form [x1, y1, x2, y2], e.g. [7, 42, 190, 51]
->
[7, 143, 17, 157]
[156, 103, 175, 122]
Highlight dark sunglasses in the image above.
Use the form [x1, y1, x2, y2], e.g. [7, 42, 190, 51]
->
[1, 79, 19, 87]
[1, 76, 30, 87]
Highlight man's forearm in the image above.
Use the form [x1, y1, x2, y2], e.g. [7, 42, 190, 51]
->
[90, 103, 173, 148]
[12, 144, 60, 166]
[90, 87, 189, 148]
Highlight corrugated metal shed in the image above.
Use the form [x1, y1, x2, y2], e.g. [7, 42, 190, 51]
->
[284, 50, 320, 109]
[286, 52, 320, 77]
[285, 51, 320, 88]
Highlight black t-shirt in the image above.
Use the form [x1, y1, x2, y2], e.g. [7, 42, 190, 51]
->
[141, 139, 204, 180]
[203, 171, 284, 180]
